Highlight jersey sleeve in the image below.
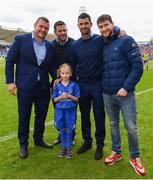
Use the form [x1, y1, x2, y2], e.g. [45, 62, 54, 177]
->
[51, 85, 58, 99]
[73, 83, 80, 98]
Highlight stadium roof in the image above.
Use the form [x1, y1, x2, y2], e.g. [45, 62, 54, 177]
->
[0, 25, 55, 44]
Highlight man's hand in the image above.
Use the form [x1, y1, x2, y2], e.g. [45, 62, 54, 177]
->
[117, 88, 127, 97]
[53, 78, 62, 87]
[7, 83, 18, 96]
[118, 30, 126, 38]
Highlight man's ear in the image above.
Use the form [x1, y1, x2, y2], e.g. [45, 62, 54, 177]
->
[34, 23, 36, 28]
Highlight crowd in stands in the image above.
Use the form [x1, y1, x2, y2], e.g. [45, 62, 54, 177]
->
[138, 41, 153, 59]
[0, 41, 153, 59]
[0, 44, 9, 58]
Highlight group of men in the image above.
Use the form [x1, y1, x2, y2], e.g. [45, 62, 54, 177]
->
[5, 13, 146, 176]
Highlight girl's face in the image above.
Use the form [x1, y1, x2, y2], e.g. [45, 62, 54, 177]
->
[60, 66, 71, 81]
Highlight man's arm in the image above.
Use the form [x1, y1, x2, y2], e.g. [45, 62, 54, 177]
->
[121, 36, 143, 92]
[5, 35, 20, 95]
[70, 44, 78, 81]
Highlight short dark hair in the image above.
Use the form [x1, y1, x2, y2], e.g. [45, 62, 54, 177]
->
[97, 14, 113, 25]
[78, 13, 92, 23]
[53, 21, 66, 31]
[35, 16, 50, 24]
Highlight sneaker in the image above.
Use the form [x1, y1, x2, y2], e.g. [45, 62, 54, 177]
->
[104, 151, 122, 165]
[66, 149, 73, 159]
[130, 158, 146, 176]
[58, 148, 66, 157]
[94, 147, 103, 160]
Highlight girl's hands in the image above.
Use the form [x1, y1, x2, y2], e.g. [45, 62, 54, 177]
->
[61, 92, 69, 99]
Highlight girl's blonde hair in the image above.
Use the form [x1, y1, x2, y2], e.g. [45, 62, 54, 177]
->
[57, 63, 72, 78]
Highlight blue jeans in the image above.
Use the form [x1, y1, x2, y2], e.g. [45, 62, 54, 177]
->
[103, 92, 139, 158]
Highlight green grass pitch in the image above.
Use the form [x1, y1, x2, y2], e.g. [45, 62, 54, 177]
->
[0, 60, 153, 178]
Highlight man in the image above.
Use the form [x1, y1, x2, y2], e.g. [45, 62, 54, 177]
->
[5, 17, 54, 159]
[50, 21, 76, 145]
[97, 14, 146, 176]
[71, 13, 106, 160]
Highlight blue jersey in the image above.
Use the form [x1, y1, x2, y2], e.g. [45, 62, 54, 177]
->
[52, 80, 80, 109]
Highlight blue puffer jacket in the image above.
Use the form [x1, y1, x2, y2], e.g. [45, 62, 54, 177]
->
[102, 35, 143, 94]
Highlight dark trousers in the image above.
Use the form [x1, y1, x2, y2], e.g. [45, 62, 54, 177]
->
[78, 81, 105, 148]
[17, 82, 50, 148]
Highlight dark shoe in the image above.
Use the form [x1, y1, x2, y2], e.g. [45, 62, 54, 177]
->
[35, 141, 53, 148]
[76, 143, 92, 154]
[19, 147, 28, 159]
[94, 147, 103, 160]
[52, 137, 60, 145]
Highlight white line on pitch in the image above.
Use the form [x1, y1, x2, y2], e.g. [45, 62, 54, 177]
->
[0, 112, 81, 142]
[135, 88, 153, 95]
[0, 121, 53, 142]
[0, 88, 152, 143]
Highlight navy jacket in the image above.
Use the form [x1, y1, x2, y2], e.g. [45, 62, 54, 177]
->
[50, 37, 75, 79]
[102, 35, 143, 94]
[5, 33, 54, 92]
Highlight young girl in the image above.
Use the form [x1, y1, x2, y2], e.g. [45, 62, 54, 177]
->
[52, 63, 80, 158]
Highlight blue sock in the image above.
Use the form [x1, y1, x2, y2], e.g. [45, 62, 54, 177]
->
[66, 129, 72, 149]
[60, 129, 66, 148]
